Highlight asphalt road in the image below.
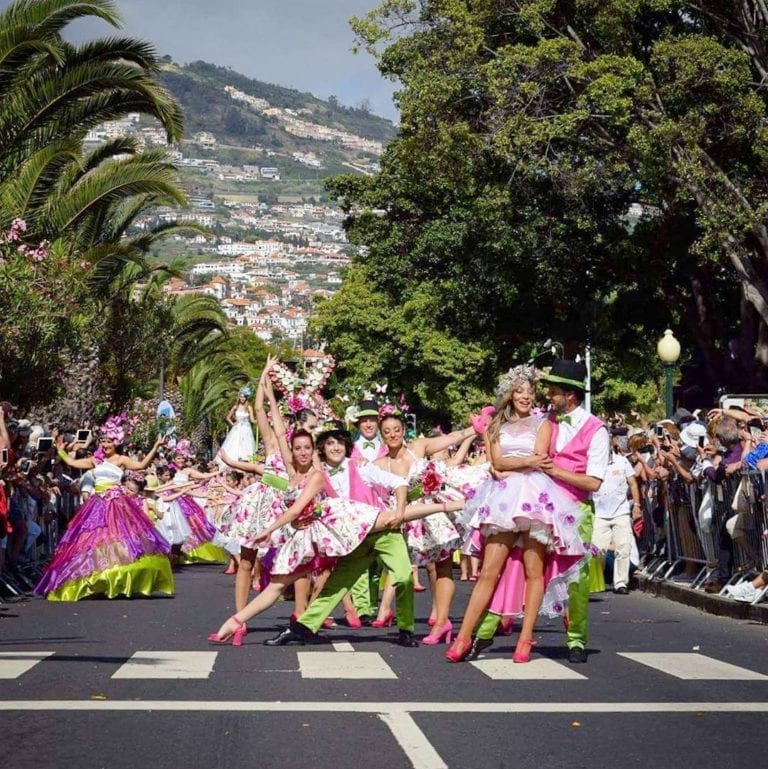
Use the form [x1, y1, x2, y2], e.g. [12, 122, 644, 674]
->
[2, 566, 766, 769]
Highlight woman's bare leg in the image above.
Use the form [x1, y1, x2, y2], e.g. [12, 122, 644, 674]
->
[517, 533, 547, 645]
[431, 557, 455, 627]
[454, 534, 514, 643]
[215, 576, 293, 637]
[293, 574, 311, 616]
[236, 547, 256, 612]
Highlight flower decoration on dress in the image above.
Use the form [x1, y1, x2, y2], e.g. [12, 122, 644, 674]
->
[496, 364, 539, 399]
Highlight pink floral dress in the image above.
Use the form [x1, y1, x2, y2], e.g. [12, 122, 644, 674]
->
[218, 452, 287, 550]
[267, 475, 380, 576]
[398, 452, 462, 566]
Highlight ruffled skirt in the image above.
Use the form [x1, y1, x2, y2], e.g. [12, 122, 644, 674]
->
[35, 487, 173, 601]
[215, 420, 257, 467]
[218, 479, 285, 550]
[405, 511, 462, 566]
[268, 498, 380, 576]
[155, 498, 192, 545]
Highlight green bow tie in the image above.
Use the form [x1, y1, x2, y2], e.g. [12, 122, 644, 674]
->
[328, 464, 345, 476]
[362, 440, 377, 450]
[556, 414, 573, 425]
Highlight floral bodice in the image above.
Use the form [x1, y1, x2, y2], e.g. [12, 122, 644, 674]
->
[498, 416, 544, 458]
[285, 478, 327, 526]
[234, 407, 250, 424]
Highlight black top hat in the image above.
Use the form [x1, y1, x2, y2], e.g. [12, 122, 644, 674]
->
[356, 399, 379, 419]
[541, 359, 588, 392]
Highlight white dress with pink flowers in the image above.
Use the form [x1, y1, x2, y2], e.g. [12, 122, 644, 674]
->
[218, 452, 287, 550]
[399, 454, 462, 566]
[459, 415, 589, 617]
[268, 480, 380, 576]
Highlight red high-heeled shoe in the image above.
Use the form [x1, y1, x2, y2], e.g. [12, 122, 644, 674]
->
[422, 620, 452, 645]
[323, 617, 337, 629]
[208, 615, 246, 647]
[344, 609, 362, 628]
[512, 639, 537, 663]
[371, 610, 394, 628]
[445, 637, 472, 663]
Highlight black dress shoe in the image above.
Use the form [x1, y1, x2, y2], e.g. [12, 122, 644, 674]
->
[613, 586, 629, 595]
[358, 614, 372, 627]
[466, 637, 493, 661]
[395, 630, 419, 647]
[264, 621, 317, 646]
[567, 647, 588, 663]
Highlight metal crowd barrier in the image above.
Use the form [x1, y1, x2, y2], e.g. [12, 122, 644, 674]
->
[636, 471, 768, 606]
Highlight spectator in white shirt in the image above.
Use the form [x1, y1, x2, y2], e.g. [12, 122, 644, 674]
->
[592, 436, 641, 594]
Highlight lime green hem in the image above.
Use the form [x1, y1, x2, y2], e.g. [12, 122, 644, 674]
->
[180, 543, 228, 564]
[46, 555, 174, 601]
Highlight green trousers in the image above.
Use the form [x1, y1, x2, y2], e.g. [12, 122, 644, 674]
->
[566, 501, 594, 651]
[349, 565, 378, 617]
[298, 530, 414, 633]
[474, 501, 595, 649]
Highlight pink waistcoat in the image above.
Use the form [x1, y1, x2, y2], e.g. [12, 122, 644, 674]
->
[549, 413, 605, 502]
[322, 460, 383, 509]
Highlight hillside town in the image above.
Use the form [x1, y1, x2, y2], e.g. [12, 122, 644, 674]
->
[84, 93, 371, 346]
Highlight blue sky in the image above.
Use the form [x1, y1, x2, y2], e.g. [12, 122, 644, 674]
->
[2, 0, 398, 119]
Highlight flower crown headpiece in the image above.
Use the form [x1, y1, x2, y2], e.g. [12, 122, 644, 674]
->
[99, 415, 126, 444]
[173, 438, 194, 459]
[496, 364, 539, 399]
[239, 385, 253, 398]
[378, 403, 404, 420]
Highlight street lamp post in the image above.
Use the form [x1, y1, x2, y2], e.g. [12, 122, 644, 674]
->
[657, 329, 681, 419]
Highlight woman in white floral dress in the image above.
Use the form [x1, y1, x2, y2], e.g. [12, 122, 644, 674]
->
[373, 409, 484, 644]
[208, 429, 386, 646]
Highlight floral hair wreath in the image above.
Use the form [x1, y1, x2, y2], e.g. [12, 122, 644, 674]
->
[173, 438, 194, 460]
[239, 385, 253, 398]
[496, 364, 539, 399]
[378, 403, 404, 420]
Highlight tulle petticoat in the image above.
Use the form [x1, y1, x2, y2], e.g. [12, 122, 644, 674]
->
[268, 498, 379, 575]
[35, 487, 171, 599]
[459, 470, 585, 555]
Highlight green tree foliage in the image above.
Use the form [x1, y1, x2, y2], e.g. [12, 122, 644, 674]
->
[315, 1, 768, 419]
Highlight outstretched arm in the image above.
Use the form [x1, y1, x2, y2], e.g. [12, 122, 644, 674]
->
[121, 436, 164, 471]
[255, 362, 279, 455]
[55, 435, 95, 470]
[218, 449, 265, 476]
[418, 426, 477, 458]
[445, 433, 476, 467]
[253, 472, 324, 543]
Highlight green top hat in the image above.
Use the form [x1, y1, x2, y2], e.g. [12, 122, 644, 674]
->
[541, 359, 588, 391]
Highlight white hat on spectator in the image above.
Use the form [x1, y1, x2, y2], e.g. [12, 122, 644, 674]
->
[16, 419, 32, 436]
[680, 422, 708, 448]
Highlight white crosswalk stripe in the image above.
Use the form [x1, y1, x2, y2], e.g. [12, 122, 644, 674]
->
[0, 652, 55, 679]
[111, 651, 218, 679]
[298, 650, 397, 679]
[2, 649, 768, 682]
[618, 653, 768, 681]
[471, 658, 588, 680]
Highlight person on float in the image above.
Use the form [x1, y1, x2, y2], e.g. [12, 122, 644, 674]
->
[215, 386, 257, 469]
[446, 365, 589, 662]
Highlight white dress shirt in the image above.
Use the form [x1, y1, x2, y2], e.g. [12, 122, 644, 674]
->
[554, 406, 610, 480]
[325, 457, 407, 499]
[354, 436, 384, 462]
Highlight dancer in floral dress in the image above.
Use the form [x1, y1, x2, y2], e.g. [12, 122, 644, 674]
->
[374, 409, 485, 644]
[447, 365, 590, 663]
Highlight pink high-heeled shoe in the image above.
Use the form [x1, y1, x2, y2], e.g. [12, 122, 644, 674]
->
[371, 610, 394, 628]
[512, 639, 537, 663]
[422, 620, 453, 645]
[445, 637, 472, 663]
[344, 609, 362, 628]
[208, 615, 246, 647]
